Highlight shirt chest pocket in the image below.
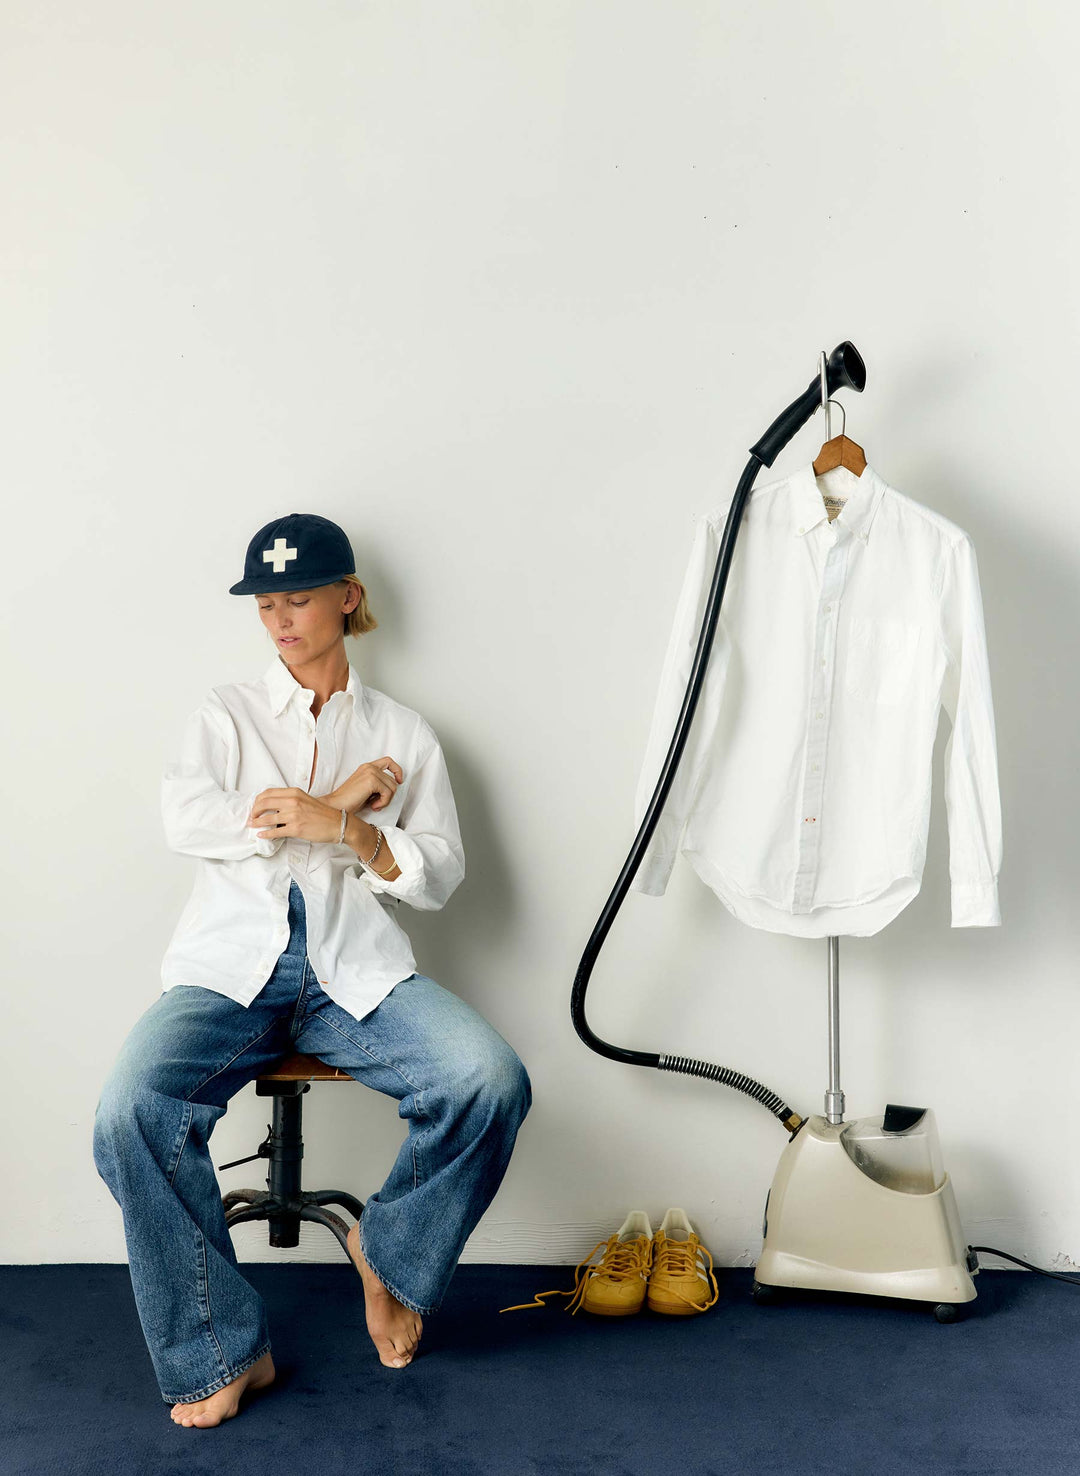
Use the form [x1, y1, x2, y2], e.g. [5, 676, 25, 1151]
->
[842, 615, 922, 706]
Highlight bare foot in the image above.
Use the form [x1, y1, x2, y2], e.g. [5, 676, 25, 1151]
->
[346, 1219, 423, 1368]
[169, 1350, 275, 1429]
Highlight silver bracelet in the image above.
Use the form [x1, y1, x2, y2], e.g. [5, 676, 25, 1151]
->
[363, 826, 397, 876]
[340, 808, 394, 875]
[363, 826, 384, 868]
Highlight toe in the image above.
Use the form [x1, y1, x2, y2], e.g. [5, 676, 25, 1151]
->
[172, 1397, 217, 1427]
[379, 1335, 410, 1367]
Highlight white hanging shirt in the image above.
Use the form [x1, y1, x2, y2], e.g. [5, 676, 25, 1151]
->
[631, 460, 1002, 936]
[160, 654, 465, 1019]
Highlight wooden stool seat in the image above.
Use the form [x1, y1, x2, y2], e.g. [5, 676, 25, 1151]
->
[219, 1051, 364, 1258]
[256, 1051, 352, 1083]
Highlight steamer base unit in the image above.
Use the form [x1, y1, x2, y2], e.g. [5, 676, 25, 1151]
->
[755, 1105, 978, 1322]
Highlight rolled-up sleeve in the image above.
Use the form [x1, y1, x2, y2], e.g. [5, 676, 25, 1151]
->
[162, 699, 285, 861]
[940, 534, 1003, 927]
[357, 731, 465, 911]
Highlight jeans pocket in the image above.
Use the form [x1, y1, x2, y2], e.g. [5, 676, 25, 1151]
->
[843, 615, 922, 705]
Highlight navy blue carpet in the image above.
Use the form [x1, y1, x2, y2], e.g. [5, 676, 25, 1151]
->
[1, 1264, 1077, 1475]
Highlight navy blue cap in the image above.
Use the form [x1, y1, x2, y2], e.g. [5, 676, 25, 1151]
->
[229, 513, 356, 595]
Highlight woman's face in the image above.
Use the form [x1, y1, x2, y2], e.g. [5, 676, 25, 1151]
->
[256, 584, 353, 662]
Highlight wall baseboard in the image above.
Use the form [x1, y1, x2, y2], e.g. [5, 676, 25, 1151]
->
[226, 1218, 648, 1264]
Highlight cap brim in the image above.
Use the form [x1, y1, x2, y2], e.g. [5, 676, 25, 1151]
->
[228, 572, 351, 595]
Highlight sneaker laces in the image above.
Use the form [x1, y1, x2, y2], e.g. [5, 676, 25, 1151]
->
[650, 1232, 720, 1312]
[499, 1232, 654, 1316]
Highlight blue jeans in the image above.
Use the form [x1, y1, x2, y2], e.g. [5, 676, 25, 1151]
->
[92, 880, 532, 1404]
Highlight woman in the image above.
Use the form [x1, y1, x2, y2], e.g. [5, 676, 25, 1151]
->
[92, 511, 532, 1429]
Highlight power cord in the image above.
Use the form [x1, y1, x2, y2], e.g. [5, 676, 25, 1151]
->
[970, 1245, 1080, 1289]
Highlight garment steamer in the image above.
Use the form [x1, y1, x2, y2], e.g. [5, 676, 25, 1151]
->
[571, 341, 977, 1322]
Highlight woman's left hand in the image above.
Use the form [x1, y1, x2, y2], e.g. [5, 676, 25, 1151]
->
[248, 788, 343, 844]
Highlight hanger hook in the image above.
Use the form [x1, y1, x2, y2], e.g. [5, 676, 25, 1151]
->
[819, 350, 830, 439]
[817, 352, 846, 441]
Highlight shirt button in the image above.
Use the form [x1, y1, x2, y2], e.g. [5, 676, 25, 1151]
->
[812, 763, 820, 770]
[816, 711, 824, 719]
[797, 526, 805, 534]
[824, 604, 832, 612]
[820, 658, 826, 667]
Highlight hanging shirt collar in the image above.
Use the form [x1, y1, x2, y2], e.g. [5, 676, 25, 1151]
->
[788, 459, 889, 543]
[262, 653, 367, 720]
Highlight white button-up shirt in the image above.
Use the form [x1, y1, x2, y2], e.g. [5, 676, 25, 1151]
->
[631, 460, 1002, 936]
[160, 654, 465, 1019]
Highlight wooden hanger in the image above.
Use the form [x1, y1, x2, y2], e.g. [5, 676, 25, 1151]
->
[813, 394, 866, 477]
[813, 432, 866, 477]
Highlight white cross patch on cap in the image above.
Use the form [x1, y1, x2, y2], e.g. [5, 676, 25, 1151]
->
[263, 538, 298, 574]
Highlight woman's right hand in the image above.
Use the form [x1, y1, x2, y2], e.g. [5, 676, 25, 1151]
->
[322, 756, 404, 815]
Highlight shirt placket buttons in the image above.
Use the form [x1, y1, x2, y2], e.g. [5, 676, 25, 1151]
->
[793, 528, 849, 913]
[295, 712, 318, 870]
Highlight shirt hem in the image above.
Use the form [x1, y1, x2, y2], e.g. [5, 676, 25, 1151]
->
[683, 850, 923, 937]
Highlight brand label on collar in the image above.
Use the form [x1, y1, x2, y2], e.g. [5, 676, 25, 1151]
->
[822, 494, 848, 522]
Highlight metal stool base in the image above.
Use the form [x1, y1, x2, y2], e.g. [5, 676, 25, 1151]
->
[220, 1076, 365, 1259]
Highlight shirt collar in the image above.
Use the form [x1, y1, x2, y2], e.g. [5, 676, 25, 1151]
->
[788, 459, 889, 543]
[262, 653, 367, 720]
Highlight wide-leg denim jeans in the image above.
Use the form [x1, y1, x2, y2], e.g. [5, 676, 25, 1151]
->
[92, 879, 532, 1404]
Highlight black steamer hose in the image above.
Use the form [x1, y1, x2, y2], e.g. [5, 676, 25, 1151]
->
[570, 342, 868, 1137]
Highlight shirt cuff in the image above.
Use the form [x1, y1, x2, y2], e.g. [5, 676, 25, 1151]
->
[357, 824, 425, 900]
[244, 789, 285, 857]
[630, 849, 677, 896]
[951, 879, 1000, 927]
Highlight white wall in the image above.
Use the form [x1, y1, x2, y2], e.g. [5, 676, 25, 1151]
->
[3, 1, 1078, 1272]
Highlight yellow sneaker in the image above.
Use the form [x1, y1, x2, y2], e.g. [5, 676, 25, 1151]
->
[647, 1208, 719, 1316]
[498, 1211, 654, 1316]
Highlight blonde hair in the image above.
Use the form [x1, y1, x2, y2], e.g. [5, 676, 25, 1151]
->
[339, 575, 378, 638]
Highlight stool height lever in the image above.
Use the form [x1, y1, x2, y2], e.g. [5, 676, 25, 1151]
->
[219, 1122, 273, 1173]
